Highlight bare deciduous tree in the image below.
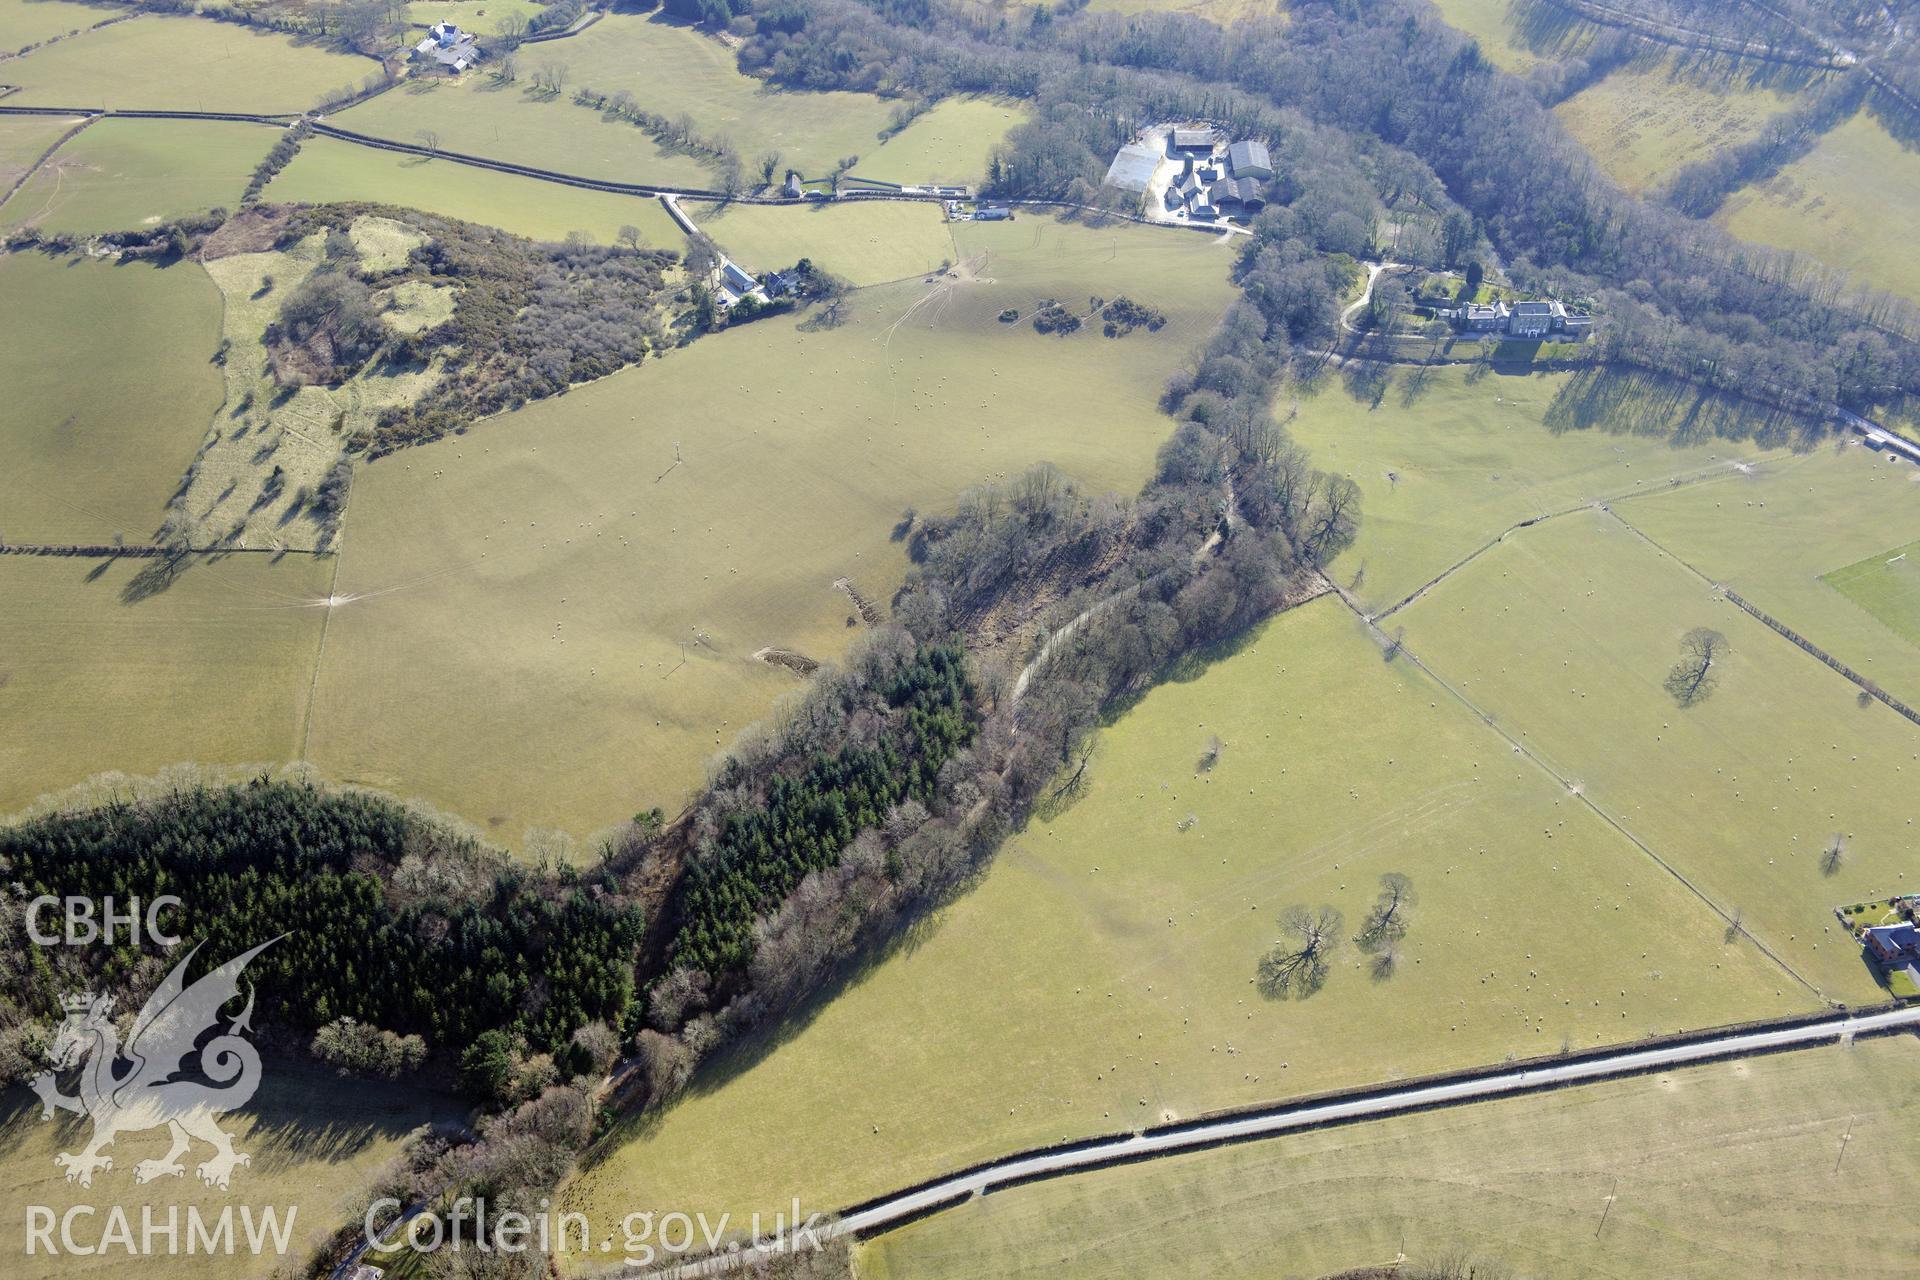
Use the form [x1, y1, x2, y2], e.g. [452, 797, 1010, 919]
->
[1664, 627, 1727, 707]
[1257, 904, 1342, 999]
[1355, 872, 1415, 955]
[1822, 833, 1847, 876]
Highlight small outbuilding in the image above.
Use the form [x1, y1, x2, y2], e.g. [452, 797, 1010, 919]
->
[720, 262, 756, 295]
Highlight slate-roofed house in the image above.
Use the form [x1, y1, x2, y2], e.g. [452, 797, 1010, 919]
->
[1461, 301, 1509, 331]
[412, 22, 482, 72]
[1509, 299, 1556, 338]
[1227, 139, 1273, 180]
[1863, 921, 1920, 994]
[1865, 922, 1920, 965]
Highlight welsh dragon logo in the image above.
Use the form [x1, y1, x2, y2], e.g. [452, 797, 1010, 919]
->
[28, 938, 280, 1191]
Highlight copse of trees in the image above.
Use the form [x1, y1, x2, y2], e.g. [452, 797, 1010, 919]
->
[262, 205, 679, 451]
[664, 642, 975, 986]
[0, 779, 643, 1079]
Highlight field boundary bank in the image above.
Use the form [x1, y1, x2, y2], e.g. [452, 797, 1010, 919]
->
[1333, 582, 1827, 1000]
[0, 13, 131, 65]
[1535, 0, 1848, 67]
[1605, 508, 1920, 729]
[2, 113, 92, 204]
[1366, 458, 1767, 623]
[0, 543, 322, 558]
[617, 1003, 1918, 1277]
[9, 103, 1253, 235]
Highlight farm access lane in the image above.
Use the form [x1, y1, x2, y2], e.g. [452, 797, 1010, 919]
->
[629, 1004, 1920, 1277]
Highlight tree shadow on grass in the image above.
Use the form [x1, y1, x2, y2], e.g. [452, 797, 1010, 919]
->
[1541, 365, 1824, 450]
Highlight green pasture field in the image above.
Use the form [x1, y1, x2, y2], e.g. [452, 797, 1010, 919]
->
[560, 596, 1796, 1243]
[1824, 537, 1920, 650]
[0, 14, 375, 113]
[1617, 443, 1920, 709]
[1397, 506, 1920, 1000]
[3, 1055, 461, 1280]
[300, 215, 1237, 851]
[0, 118, 274, 235]
[0, 252, 224, 545]
[851, 97, 1026, 187]
[523, 14, 896, 179]
[1719, 109, 1920, 305]
[402, 0, 544, 35]
[265, 138, 684, 244]
[1554, 54, 1815, 194]
[698, 199, 956, 286]
[1286, 365, 1793, 616]
[0, 0, 108, 52]
[0, 111, 82, 191]
[1427, 0, 1550, 71]
[331, 74, 714, 191]
[0, 554, 330, 820]
[859, 1036, 1920, 1280]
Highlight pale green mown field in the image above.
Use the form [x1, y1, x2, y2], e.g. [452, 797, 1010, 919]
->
[1427, 0, 1546, 72]
[1554, 55, 1814, 194]
[302, 216, 1237, 850]
[1824, 537, 1920, 650]
[1287, 365, 1795, 616]
[0, 554, 331, 820]
[851, 97, 1026, 187]
[1719, 110, 1920, 305]
[0, 112, 82, 191]
[860, 1036, 1920, 1280]
[560, 597, 1797, 1247]
[0, 0, 108, 52]
[266, 138, 685, 245]
[331, 74, 714, 191]
[524, 14, 896, 179]
[0, 118, 274, 235]
[1397, 507, 1920, 1000]
[2, 1057, 462, 1280]
[1618, 443, 1920, 709]
[0, 15, 374, 112]
[0, 253, 224, 545]
[698, 199, 957, 286]
[402, 0, 544, 35]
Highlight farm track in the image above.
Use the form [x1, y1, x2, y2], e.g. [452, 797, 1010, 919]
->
[613, 1003, 1920, 1277]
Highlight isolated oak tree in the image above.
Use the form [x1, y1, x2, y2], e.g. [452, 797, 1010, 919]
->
[1664, 627, 1727, 707]
[1258, 905, 1342, 999]
[1356, 871, 1415, 953]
